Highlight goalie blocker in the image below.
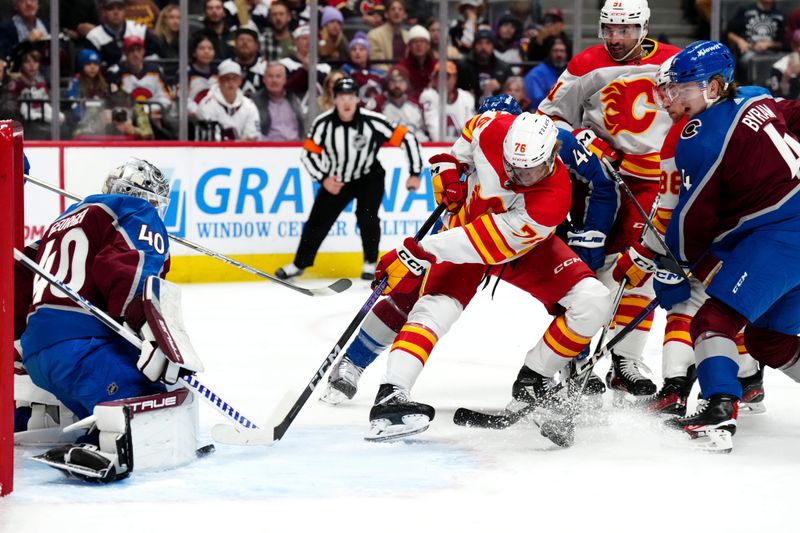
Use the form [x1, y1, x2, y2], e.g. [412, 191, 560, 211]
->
[33, 277, 211, 482]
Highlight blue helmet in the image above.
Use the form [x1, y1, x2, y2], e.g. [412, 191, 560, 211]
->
[667, 40, 735, 85]
[478, 93, 522, 116]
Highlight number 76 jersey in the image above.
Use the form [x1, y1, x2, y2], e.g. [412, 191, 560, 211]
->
[21, 194, 170, 356]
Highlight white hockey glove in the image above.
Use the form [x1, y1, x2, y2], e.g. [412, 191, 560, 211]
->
[138, 322, 182, 384]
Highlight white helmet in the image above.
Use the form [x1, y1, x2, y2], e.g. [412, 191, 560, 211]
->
[502, 113, 558, 186]
[103, 158, 170, 218]
[599, 0, 650, 60]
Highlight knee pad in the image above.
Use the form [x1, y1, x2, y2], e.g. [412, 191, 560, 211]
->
[744, 324, 800, 369]
[406, 294, 464, 339]
[561, 277, 613, 336]
[690, 298, 748, 345]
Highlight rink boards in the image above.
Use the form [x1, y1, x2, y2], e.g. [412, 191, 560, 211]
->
[24, 142, 448, 282]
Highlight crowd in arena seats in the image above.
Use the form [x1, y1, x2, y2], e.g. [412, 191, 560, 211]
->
[0, 0, 798, 142]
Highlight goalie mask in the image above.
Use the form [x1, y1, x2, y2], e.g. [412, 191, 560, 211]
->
[103, 158, 170, 218]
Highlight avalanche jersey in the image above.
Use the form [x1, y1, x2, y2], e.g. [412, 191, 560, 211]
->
[538, 40, 681, 180]
[109, 61, 172, 110]
[20, 195, 170, 357]
[666, 87, 800, 264]
[418, 111, 572, 265]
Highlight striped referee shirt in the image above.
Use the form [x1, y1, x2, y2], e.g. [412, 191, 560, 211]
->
[301, 108, 423, 183]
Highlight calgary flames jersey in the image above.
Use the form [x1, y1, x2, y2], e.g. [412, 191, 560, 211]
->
[538, 40, 680, 181]
[417, 111, 572, 265]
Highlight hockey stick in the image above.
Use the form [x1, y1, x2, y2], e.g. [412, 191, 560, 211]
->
[24, 174, 352, 298]
[453, 289, 656, 431]
[14, 249, 259, 431]
[213, 202, 449, 445]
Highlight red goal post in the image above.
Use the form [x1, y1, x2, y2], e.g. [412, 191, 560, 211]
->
[0, 120, 24, 497]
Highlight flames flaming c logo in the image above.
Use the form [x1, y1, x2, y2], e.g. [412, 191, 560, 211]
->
[600, 78, 658, 136]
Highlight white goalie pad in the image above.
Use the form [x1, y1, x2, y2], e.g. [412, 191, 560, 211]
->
[143, 276, 204, 374]
[14, 374, 82, 445]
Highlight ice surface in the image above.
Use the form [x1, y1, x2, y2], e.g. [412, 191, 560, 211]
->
[2, 279, 798, 533]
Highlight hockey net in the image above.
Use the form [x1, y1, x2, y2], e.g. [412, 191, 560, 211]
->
[0, 120, 24, 497]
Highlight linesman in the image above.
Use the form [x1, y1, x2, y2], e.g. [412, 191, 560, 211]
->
[277, 77, 423, 280]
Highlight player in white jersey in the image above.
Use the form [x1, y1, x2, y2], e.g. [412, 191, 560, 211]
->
[538, 0, 681, 402]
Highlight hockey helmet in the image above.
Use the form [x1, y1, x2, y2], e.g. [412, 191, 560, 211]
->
[598, 0, 650, 60]
[666, 40, 735, 86]
[103, 158, 170, 218]
[478, 93, 522, 116]
[502, 113, 558, 187]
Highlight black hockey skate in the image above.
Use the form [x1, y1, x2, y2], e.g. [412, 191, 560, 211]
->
[738, 365, 766, 414]
[638, 365, 696, 416]
[606, 352, 657, 406]
[365, 384, 435, 442]
[319, 355, 364, 406]
[664, 394, 739, 453]
[275, 263, 304, 280]
[566, 367, 606, 410]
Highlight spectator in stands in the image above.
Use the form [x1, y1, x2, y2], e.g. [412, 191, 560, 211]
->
[201, 0, 235, 60]
[224, 0, 271, 34]
[154, 4, 180, 59]
[108, 36, 172, 111]
[282, 24, 331, 110]
[367, 0, 409, 63]
[233, 27, 266, 96]
[785, 9, 800, 49]
[426, 17, 461, 60]
[449, 0, 486, 56]
[87, 0, 162, 70]
[501, 76, 531, 112]
[253, 62, 305, 141]
[341, 32, 385, 111]
[107, 89, 154, 140]
[420, 60, 475, 141]
[456, 28, 512, 105]
[6, 49, 61, 139]
[494, 13, 523, 71]
[526, 8, 571, 62]
[397, 25, 436, 100]
[188, 32, 218, 118]
[360, 1, 385, 29]
[769, 28, 800, 99]
[0, 0, 50, 60]
[381, 65, 428, 141]
[319, 7, 349, 62]
[727, 0, 786, 80]
[318, 69, 345, 112]
[263, 0, 294, 61]
[0, 57, 17, 121]
[126, 0, 161, 30]
[196, 59, 260, 140]
[67, 49, 111, 137]
[524, 35, 567, 109]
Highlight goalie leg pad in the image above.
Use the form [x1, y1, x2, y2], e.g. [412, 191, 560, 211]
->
[14, 374, 82, 444]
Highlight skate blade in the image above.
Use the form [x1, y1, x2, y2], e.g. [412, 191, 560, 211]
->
[687, 429, 733, 454]
[739, 401, 766, 415]
[611, 389, 638, 408]
[318, 387, 349, 407]
[364, 414, 431, 442]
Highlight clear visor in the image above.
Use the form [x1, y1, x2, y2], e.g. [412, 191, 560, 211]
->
[654, 81, 707, 108]
[109, 178, 170, 218]
[600, 24, 642, 40]
[504, 157, 553, 187]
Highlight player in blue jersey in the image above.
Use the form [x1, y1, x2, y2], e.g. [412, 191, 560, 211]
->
[635, 41, 800, 451]
[16, 159, 204, 481]
[318, 94, 621, 406]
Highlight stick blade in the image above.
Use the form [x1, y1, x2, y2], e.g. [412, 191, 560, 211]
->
[305, 278, 353, 296]
[210, 391, 297, 446]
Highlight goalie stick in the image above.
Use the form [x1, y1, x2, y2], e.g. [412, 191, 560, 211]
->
[453, 290, 656, 431]
[24, 173, 352, 298]
[212, 202, 449, 445]
[14, 250, 259, 432]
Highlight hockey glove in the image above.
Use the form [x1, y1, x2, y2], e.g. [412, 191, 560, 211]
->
[137, 322, 182, 384]
[374, 237, 436, 295]
[567, 228, 607, 271]
[429, 153, 467, 213]
[613, 242, 656, 288]
[653, 268, 690, 311]
[572, 128, 621, 166]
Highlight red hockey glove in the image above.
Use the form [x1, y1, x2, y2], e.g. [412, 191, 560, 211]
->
[572, 128, 621, 166]
[429, 153, 467, 213]
[374, 237, 437, 295]
[613, 242, 656, 288]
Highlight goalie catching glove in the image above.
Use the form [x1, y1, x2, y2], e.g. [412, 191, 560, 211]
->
[429, 153, 467, 213]
[374, 237, 437, 295]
